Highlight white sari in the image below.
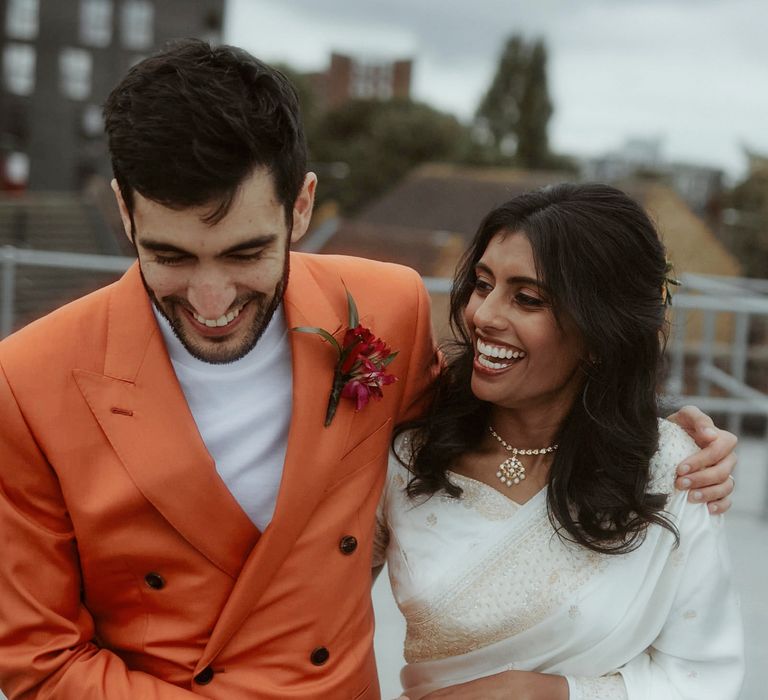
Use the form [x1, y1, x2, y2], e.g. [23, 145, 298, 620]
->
[373, 421, 743, 700]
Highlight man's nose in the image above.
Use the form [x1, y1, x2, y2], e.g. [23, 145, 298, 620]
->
[186, 268, 237, 320]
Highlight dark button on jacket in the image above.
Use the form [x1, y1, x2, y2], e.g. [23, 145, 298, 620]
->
[310, 646, 330, 666]
[339, 535, 358, 554]
[144, 572, 165, 589]
[194, 666, 214, 685]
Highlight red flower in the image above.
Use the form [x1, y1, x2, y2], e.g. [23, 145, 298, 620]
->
[338, 324, 397, 413]
[293, 291, 398, 426]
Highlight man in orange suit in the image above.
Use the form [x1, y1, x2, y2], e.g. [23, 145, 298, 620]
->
[0, 40, 736, 699]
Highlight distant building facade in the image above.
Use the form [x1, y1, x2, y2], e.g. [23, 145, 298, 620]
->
[581, 137, 724, 218]
[0, 0, 224, 192]
[308, 52, 412, 112]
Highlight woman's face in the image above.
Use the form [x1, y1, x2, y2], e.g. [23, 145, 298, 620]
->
[463, 231, 586, 416]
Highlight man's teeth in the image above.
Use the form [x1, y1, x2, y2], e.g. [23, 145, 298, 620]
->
[193, 306, 242, 328]
[476, 339, 526, 361]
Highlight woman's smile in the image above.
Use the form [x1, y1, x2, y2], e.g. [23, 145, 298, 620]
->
[474, 337, 527, 373]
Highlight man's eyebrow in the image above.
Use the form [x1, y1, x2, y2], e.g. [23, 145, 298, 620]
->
[138, 235, 278, 256]
[138, 240, 189, 254]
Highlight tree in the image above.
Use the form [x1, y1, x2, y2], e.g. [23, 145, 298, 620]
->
[308, 99, 469, 213]
[272, 63, 318, 132]
[475, 35, 553, 169]
[722, 153, 768, 278]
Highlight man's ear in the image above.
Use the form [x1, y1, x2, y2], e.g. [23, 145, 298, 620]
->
[289, 172, 317, 245]
[111, 179, 134, 245]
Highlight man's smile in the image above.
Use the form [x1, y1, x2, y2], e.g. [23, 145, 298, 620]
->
[189, 301, 247, 328]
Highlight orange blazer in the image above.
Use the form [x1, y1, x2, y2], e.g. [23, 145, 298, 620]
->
[0, 252, 437, 699]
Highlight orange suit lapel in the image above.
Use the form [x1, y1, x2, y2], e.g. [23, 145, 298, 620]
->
[198, 253, 358, 668]
[73, 264, 259, 579]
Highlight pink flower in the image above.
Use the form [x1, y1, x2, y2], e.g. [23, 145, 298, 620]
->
[341, 367, 397, 411]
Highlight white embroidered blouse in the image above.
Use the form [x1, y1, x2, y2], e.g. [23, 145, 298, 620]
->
[373, 420, 744, 700]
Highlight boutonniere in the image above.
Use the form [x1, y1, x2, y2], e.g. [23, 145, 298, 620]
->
[293, 288, 398, 426]
[662, 257, 681, 307]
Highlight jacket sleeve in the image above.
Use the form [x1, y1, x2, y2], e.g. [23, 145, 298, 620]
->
[394, 269, 440, 425]
[0, 364, 199, 700]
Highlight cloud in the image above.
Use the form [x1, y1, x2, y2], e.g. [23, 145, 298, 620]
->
[224, 0, 768, 177]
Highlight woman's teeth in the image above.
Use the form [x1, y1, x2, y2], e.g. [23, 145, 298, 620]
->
[193, 305, 242, 328]
[478, 355, 512, 370]
[476, 339, 526, 363]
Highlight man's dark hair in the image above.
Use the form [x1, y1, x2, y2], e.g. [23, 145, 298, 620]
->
[103, 38, 307, 230]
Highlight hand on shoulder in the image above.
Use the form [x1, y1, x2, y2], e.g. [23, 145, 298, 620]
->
[665, 406, 736, 513]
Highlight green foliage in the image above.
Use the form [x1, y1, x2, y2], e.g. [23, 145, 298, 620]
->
[723, 165, 768, 278]
[279, 35, 564, 215]
[272, 63, 319, 130]
[475, 35, 553, 169]
[308, 99, 469, 214]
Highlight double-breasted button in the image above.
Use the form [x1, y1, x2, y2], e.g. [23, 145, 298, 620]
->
[194, 666, 214, 685]
[339, 535, 358, 554]
[144, 572, 165, 590]
[310, 646, 330, 666]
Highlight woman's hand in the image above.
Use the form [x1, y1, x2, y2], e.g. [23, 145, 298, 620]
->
[420, 670, 568, 700]
[667, 405, 737, 514]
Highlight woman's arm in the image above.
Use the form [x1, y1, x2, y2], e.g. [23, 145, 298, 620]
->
[420, 669, 568, 700]
[615, 498, 743, 699]
[573, 422, 743, 700]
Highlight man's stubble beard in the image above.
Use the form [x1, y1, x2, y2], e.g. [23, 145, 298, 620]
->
[137, 253, 290, 365]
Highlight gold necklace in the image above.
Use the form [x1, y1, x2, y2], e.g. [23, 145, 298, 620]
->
[488, 426, 558, 487]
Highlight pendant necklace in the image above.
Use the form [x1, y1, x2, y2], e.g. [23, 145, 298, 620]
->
[488, 425, 558, 487]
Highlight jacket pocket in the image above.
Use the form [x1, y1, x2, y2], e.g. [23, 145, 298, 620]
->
[324, 419, 392, 492]
[353, 681, 375, 699]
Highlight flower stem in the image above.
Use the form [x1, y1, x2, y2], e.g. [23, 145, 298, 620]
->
[324, 371, 346, 427]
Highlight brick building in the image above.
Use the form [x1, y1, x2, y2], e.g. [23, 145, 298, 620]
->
[308, 51, 412, 112]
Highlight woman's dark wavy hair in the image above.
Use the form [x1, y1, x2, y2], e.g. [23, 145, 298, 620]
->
[103, 38, 307, 232]
[396, 183, 678, 554]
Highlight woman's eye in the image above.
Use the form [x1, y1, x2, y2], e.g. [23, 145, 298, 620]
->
[516, 292, 545, 308]
[473, 278, 493, 293]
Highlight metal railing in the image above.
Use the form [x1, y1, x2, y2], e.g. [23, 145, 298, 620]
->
[664, 273, 768, 517]
[665, 274, 768, 429]
[1, 249, 766, 515]
[0, 245, 132, 338]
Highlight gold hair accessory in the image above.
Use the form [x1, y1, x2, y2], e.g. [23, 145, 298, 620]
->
[662, 258, 681, 307]
[489, 426, 558, 487]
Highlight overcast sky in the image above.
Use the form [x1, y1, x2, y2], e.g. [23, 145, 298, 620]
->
[224, 0, 768, 181]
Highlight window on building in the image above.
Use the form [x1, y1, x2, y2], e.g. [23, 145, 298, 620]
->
[81, 104, 103, 137]
[120, 0, 153, 50]
[351, 61, 393, 100]
[80, 0, 113, 47]
[3, 43, 35, 95]
[4, 151, 30, 189]
[5, 0, 39, 40]
[60, 48, 92, 100]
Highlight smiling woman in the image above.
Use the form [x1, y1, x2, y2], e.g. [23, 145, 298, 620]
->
[376, 183, 744, 700]
[464, 232, 586, 437]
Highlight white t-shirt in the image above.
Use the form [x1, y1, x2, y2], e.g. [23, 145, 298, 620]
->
[154, 306, 292, 531]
